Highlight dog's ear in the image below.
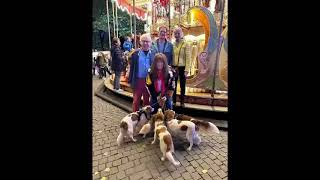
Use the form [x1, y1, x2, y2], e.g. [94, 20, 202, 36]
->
[131, 113, 139, 121]
[120, 121, 128, 130]
[165, 110, 174, 120]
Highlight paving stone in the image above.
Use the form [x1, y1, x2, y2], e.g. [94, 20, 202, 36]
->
[216, 169, 227, 179]
[181, 171, 192, 180]
[190, 172, 202, 180]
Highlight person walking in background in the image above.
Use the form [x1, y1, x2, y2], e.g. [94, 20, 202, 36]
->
[172, 27, 191, 107]
[152, 26, 174, 66]
[97, 52, 108, 79]
[111, 37, 125, 91]
[128, 33, 156, 112]
[123, 36, 133, 52]
[146, 53, 175, 112]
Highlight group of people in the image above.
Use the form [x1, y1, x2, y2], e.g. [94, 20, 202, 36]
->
[103, 26, 190, 112]
[92, 51, 111, 80]
[126, 26, 191, 113]
[92, 34, 136, 81]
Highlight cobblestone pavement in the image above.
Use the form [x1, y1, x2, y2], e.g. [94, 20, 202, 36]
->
[93, 77, 228, 180]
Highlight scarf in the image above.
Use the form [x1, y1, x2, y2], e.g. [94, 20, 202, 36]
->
[154, 70, 166, 96]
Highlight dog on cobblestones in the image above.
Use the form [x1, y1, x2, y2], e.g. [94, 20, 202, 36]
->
[117, 105, 153, 146]
[163, 109, 220, 151]
[150, 108, 180, 166]
[168, 110, 220, 134]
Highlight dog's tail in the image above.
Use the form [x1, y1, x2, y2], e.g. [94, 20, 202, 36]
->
[166, 151, 180, 166]
[120, 121, 128, 131]
[190, 119, 220, 134]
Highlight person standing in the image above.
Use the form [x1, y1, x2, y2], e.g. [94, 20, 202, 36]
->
[146, 53, 175, 112]
[123, 36, 133, 52]
[97, 52, 108, 79]
[152, 26, 174, 66]
[111, 37, 124, 91]
[128, 33, 155, 112]
[172, 27, 191, 107]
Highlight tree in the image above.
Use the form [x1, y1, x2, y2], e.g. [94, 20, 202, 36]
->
[92, 0, 146, 50]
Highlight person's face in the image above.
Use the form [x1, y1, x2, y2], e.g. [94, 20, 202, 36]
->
[118, 40, 121, 46]
[159, 28, 167, 40]
[140, 38, 151, 51]
[156, 60, 164, 70]
[174, 30, 183, 40]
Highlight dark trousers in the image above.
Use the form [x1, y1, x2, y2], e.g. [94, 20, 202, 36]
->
[173, 66, 186, 104]
[113, 70, 121, 90]
[99, 66, 111, 78]
[93, 66, 96, 75]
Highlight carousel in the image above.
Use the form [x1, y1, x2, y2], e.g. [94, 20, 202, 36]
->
[104, 0, 228, 112]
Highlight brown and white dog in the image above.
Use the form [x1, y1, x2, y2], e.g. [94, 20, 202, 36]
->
[163, 109, 220, 151]
[150, 108, 180, 166]
[172, 111, 220, 134]
[116, 105, 153, 146]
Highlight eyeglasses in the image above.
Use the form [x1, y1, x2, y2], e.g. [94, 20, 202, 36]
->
[141, 40, 151, 43]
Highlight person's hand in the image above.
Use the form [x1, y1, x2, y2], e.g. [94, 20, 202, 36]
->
[158, 96, 166, 107]
[167, 90, 174, 97]
[184, 71, 189, 77]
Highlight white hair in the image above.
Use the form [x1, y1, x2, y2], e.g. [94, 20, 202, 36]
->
[140, 33, 152, 42]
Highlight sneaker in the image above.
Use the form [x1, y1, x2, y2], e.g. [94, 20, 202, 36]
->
[115, 89, 124, 92]
[102, 77, 106, 80]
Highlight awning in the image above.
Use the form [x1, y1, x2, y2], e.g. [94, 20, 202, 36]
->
[115, 0, 148, 21]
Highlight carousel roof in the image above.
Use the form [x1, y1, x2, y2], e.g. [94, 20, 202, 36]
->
[115, 0, 148, 21]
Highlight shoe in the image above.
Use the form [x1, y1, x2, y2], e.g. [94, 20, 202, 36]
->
[115, 89, 124, 92]
[102, 77, 106, 80]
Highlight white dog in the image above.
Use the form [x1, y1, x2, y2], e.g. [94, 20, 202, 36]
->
[163, 109, 220, 151]
[150, 109, 180, 166]
[139, 109, 220, 151]
[116, 105, 153, 146]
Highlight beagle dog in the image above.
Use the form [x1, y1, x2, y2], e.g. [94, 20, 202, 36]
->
[163, 109, 220, 151]
[116, 105, 153, 146]
[150, 109, 180, 166]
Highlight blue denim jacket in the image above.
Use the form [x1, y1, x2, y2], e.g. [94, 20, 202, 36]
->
[152, 39, 174, 66]
[128, 49, 156, 89]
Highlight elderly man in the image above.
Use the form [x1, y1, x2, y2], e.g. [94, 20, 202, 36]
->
[152, 26, 174, 66]
[172, 27, 191, 107]
[128, 33, 156, 112]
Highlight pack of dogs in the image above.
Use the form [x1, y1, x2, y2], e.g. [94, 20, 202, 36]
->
[116, 105, 220, 166]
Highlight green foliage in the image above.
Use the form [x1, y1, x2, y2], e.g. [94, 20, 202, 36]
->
[92, 0, 145, 35]
[92, 0, 146, 50]
[93, 14, 108, 32]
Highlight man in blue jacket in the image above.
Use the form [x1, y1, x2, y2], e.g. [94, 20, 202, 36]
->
[152, 26, 174, 66]
[128, 33, 156, 112]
